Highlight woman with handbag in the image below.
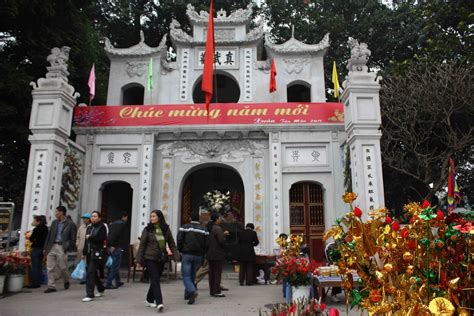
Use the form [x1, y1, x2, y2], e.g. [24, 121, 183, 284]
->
[136, 210, 179, 312]
[82, 211, 107, 302]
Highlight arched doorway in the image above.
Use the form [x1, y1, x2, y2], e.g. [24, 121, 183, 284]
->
[287, 81, 311, 102]
[289, 182, 325, 262]
[100, 181, 133, 265]
[181, 164, 244, 261]
[192, 72, 240, 103]
[122, 83, 144, 105]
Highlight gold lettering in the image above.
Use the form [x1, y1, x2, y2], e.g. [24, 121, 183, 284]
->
[119, 107, 134, 118]
[168, 110, 186, 117]
[274, 108, 292, 115]
[209, 109, 221, 119]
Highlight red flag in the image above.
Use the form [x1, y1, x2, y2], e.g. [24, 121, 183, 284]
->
[269, 58, 277, 93]
[447, 157, 461, 212]
[88, 64, 96, 104]
[201, 0, 215, 114]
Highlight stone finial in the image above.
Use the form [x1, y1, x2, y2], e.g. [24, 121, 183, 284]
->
[46, 46, 70, 67]
[44, 46, 71, 82]
[30, 46, 78, 98]
[347, 37, 371, 72]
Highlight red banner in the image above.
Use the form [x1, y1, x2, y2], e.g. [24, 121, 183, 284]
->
[73, 102, 344, 127]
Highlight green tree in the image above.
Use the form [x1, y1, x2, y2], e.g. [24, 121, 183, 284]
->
[0, 0, 102, 213]
[380, 61, 473, 209]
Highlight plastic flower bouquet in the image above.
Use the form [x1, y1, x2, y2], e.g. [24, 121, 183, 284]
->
[202, 190, 230, 213]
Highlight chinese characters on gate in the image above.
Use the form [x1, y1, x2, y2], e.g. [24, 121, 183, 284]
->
[198, 49, 237, 68]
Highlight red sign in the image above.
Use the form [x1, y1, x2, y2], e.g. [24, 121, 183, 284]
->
[73, 102, 344, 127]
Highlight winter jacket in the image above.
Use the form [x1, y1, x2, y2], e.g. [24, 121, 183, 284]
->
[44, 217, 77, 254]
[238, 229, 259, 262]
[136, 224, 179, 265]
[83, 222, 107, 256]
[107, 219, 128, 249]
[177, 221, 208, 256]
[30, 225, 48, 249]
[206, 224, 226, 261]
[76, 223, 88, 254]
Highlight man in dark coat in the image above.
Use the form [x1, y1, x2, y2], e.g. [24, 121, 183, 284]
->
[177, 211, 208, 304]
[43, 206, 77, 293]
[238, 223, 259, 286]
[105, 211, 129, 289]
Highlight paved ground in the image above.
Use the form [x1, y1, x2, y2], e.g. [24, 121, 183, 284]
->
[0, 278, 362, 316]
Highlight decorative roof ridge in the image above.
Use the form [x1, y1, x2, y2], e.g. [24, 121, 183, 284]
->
[265, 32, 330, 55]
[170, 21, 263, 45]
[104, 31, 166, 57]
[186, 3, 253, 25]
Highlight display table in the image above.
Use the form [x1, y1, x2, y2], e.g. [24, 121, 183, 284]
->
[313, 275, 360, 303]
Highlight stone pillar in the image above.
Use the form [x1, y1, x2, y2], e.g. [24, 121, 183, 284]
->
[341, 39, 385, 213]
[20, 47, 79, 248]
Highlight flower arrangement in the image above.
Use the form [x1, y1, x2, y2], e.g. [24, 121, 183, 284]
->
[273, 234, 320, 287]
[324, 192, 473, 315]
[260, 298, 330, 316]
[273, 256, 319, 287]
[1, 252, 31, 275]
[202, 190, 230, 213]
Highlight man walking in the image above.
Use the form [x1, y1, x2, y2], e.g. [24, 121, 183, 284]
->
[44, 206, 77, 293]
[177, 211, 208, 304]
[105, 211, 129, 289]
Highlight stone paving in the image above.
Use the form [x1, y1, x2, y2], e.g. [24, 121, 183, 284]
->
[0, 269, 364, 316]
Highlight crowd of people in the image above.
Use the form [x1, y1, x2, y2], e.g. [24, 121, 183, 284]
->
[28, 205, 262, 312]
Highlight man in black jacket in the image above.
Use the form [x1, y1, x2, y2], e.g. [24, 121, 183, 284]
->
[177, 211, 208, 305]
[105, 212, 128, 289]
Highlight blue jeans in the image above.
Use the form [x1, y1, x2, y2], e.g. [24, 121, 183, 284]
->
[105, 248, 123, 287]
[181, 254, 202, 297]
[30, 248, 44, 287]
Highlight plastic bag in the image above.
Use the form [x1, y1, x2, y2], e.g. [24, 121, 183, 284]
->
[106, 256, 113, 268]
[71, 260, 86, 280]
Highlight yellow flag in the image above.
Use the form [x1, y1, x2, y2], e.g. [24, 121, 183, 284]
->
[332, 61, 340, 99]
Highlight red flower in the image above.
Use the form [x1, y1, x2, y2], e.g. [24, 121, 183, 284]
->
[385, 216, 392, 224]
[392, 221, 400, 232]
[401, 227, 409, 238]
[453, 222, 474, 234]
[354, 207, 362, 218]
[320, 303, 327, 311]
[288, 304, 297, 313]
[436, 210, 444, 221]
[422, 200, 430, 209]
[408, 239, 416, 250]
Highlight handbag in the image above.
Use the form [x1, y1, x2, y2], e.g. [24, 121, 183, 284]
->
[71, 260, 86, 280]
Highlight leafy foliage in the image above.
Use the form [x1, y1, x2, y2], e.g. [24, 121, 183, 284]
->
[380, 61, 474, 208]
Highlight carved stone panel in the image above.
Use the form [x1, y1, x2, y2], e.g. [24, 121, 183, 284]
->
[284, 146, 328, 166]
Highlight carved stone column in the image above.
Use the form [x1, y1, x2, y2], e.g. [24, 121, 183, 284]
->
[342, 39, 385, 213]
[20, 47, 79, 248]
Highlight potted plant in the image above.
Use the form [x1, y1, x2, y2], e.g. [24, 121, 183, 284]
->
[0, 254, 6, 295]
[4, 252, 30, 293]
[259, 298, 331, 316]
[273, 256, 319, 301]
